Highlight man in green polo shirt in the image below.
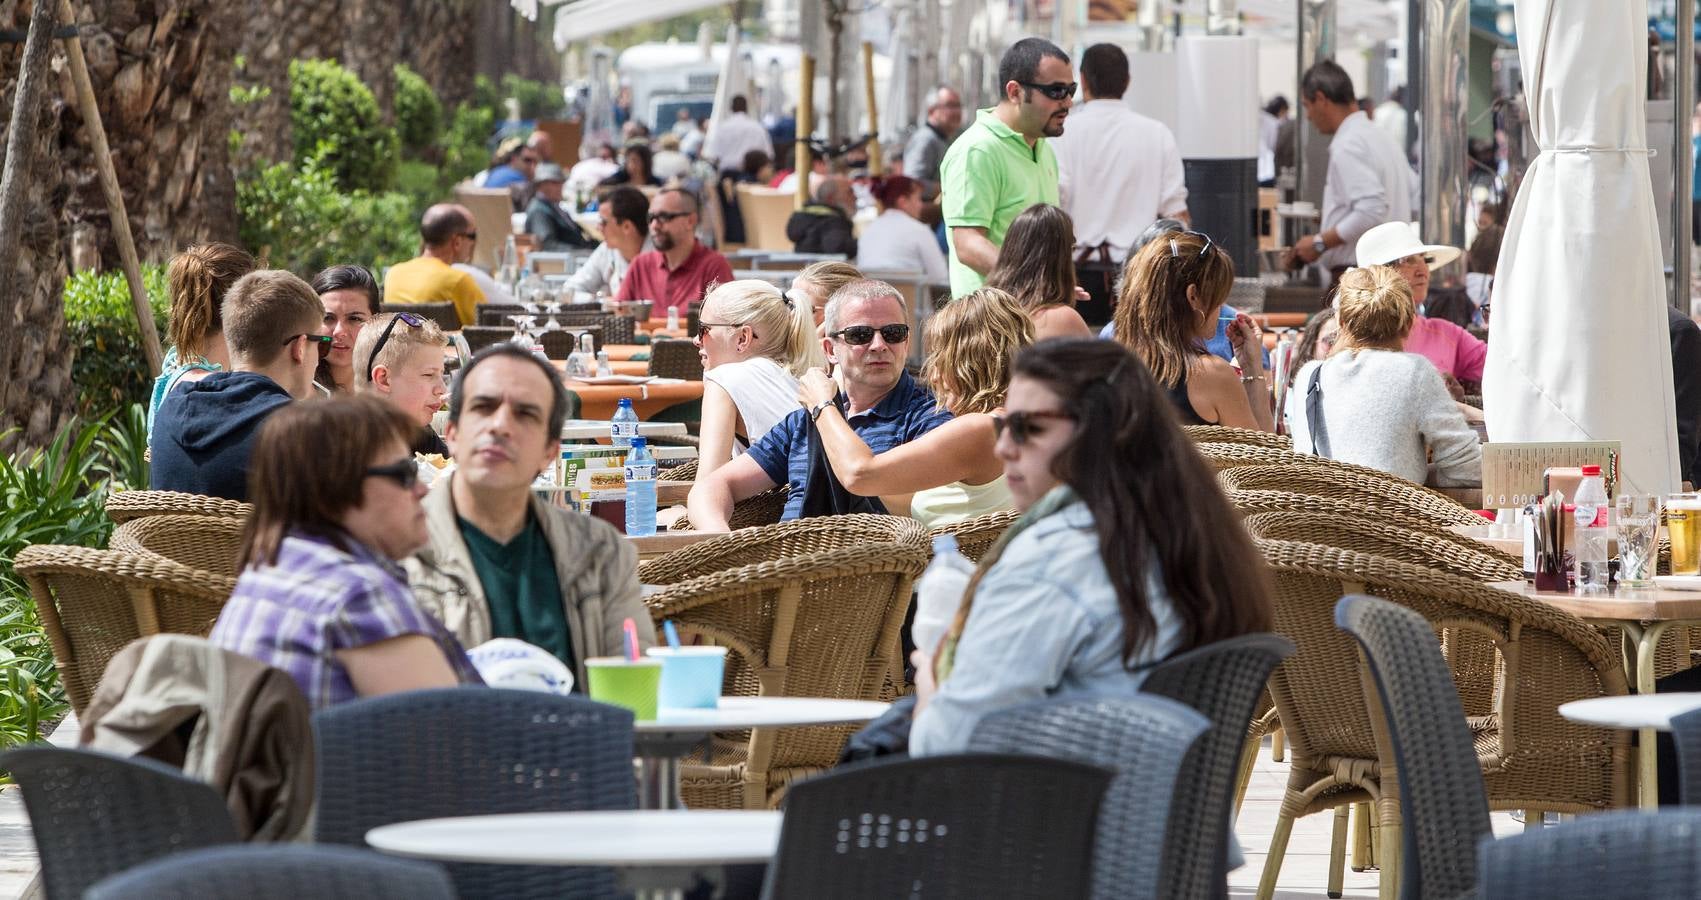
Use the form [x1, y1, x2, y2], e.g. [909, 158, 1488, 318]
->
[940, 37, 1075, 297]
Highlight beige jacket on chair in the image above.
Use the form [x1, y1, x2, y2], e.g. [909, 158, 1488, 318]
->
[404, 472, 656, 687]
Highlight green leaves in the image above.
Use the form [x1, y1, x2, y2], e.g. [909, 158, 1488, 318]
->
[287, 58, 399, 193]
[63, 268, 170, 420]
[394, 64, 442, 159]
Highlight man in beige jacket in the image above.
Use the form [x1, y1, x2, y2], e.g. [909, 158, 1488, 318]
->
[406, 345, 655, 687]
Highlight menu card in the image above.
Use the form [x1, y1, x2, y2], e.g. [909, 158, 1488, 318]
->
[1479, 441, 1621, 509]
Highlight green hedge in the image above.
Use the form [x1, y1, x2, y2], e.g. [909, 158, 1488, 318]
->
[289, 58, 399, 193]
[237, 150, 418, 278]
[63, 268, 170, 419]
[394, 64, 442, 159]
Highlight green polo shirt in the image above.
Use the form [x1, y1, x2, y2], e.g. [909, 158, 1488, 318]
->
[938, 108, 1061, 297]
[458, 513, 575, 678]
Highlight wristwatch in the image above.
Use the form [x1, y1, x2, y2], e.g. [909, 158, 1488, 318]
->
[809, 399, 834, 422]
[1311, 236, 1328, 256]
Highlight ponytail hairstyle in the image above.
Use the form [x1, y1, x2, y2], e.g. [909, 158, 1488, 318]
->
[1332, 264, 1414, 353]
[701, 279, 826, 376]
[167, 242, 258, 360]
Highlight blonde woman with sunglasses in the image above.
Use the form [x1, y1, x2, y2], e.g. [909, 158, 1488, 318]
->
[695, 280, 826, 481]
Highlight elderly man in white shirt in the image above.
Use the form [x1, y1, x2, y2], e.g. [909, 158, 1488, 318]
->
[702, 95, 774, 175]
[1285, 60, 1414, 276]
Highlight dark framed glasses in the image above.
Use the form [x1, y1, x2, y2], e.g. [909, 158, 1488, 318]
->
[364, 458, 419, 490]
[991, 409, 1076, 445]
[831, 323, 910, 346]
[1018, 80, 1077, 101]
[648, 210, 691, 225]
[286, 333, 334, 361]
[365, 312, 427, 379]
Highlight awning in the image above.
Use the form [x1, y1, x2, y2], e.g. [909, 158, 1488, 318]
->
[1483, 0, 1679, 494]
[551, 0, 730, 49]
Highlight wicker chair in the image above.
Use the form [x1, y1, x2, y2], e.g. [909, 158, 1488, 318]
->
[967, 697, 1208, 900]
[1219, 464, 1485, 529]
[1474, 809, 1701, 900]
[86, 845, 456, 900]
[639, 515, 931, 809]
[660, 458, 698, 482]
[475, 304, 528, 327]
[551, 310, 637, 345]
[672, 483, 789, 532]
[109, 514, 247, 578]
[461, 326, 522, 354]
[1250, 538, 1629, 900]
[106, 490, 251, 524]
[1227, 487, 1475, 538]
[649, 338, 705, 380]
[14, 545, 236, 714]
[1184, 425, 1293, 449]
[762, 754, 1111, 900]
[1335, 596, 1492, 900]
[382, 302, 460, 332]
[926, 508, 1019, 563]
[534, 325, 602, 358]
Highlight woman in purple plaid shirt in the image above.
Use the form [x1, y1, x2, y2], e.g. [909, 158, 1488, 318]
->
[211, 395, 481, 709]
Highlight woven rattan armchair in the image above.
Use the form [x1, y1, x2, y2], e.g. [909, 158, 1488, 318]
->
[649, 338, 704, 380]
[671, 483, 789, 532]
[1184, 425, 1293, 449]
[105, 490, 250, 524]
[1250, 537, 1628, 900]
[475, 304, 527, 327]
[640, 515, 931, 809]
[1226, 487, 1472, 538]
[461, 326, 520, 354]
[1219, 464, 1484, 529]
[14, 545, 236, 714]
[926, 508, 1019, 563]
[660, 458, 698, 482]
[109, 514, 247, 578]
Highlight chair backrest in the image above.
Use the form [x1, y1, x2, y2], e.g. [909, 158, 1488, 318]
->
[477, 304, 529, 327]
[968, 696, 1211, 900]
[1218, 464, 1484, 529]
[735, 184, 798, 251]
[1474, 809, 1701, 900]
[1226, 486, 1464, 536]
[1137, 633, 1295, 900]
[109, 514, 247, 578]
[1669, 707, 1701, 805]
[649, 338, 704, 380]
[382, 301, 461, 333]
[86, 844, 454, 900]
[106, 490, 251, 524]
[313, 688, 634, 900]
[534, 325, 603, 358]
[762, 753, 1112, 900]
[1184, 424, 1293, 449]
[1335, 595, 1492, 900]
[1240, 511, 1520, 582]
[927, 508, 1019, 563]
[453, 185, 517, 271]
[4, 745, 241, 900]
[15, 545, 235, 713]
[461, 326, 521, 355]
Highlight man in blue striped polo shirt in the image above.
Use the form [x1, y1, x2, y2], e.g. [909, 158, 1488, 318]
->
[687, 280, 953, 529]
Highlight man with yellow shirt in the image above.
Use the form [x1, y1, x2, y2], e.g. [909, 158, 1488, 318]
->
[384, 204, 487, 326]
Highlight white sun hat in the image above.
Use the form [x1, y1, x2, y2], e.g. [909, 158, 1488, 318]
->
[1354, 220, 1462, 271]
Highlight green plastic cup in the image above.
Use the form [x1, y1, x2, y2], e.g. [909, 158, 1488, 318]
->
[585, 657, 663, 721]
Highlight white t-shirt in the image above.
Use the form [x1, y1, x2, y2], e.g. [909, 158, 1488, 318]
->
[702, 113, 774, 173]
[703, 356, 801, 455]
[857, 209, 948, 283]
[1051, 99, 1188, 260]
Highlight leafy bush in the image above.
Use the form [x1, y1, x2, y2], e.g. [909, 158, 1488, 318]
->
[237, 150, 418, 277]
[63, 268, 170, 420]
[288, 58, 399, 193]
[394, 64, 442, 159]
[471, 73, 566, 122]
[439, 102, 497, 185]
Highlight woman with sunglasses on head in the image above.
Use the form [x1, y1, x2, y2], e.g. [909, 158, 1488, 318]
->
[696, 280, 826, 481]
[353, 312, 451, 457]
[150, 242, 257, 435]
[212, 396, 482, 711]
[311, 265, 381, 395]
[985, 204, 1095, 342]
[1113, 229, 1274, 432]
[856, 175, 948, 283]
[908, 338, 1273, 754]
[797, 287, 1028, 525]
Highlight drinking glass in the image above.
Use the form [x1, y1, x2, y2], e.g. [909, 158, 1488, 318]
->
[1667, 493, 1701, 576]
[1616, 495, 1661, 587]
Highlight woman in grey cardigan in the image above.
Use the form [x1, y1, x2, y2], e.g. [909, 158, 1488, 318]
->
[1283, 265, 1481, 486]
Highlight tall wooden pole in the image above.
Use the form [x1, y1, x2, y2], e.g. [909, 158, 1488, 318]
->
[0, 0, 58, 395]
[57, 0, 162, 377]
[795, 53, 815, 211]
[861, 41, 882, 175]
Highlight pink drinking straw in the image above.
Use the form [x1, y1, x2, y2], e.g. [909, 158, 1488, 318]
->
[623, 617, 640, 662]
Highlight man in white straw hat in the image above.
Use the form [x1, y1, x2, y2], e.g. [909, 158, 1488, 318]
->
[1354, 220, 1485, 386]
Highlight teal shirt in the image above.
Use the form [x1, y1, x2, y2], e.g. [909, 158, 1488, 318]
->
[939, 107, 1061, 297]
[458, 513, 576, 677]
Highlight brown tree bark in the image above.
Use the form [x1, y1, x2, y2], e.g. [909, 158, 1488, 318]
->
[231, 0, 343, 169]
[400, 0, 475, 107]
[341, 0, 402, 122]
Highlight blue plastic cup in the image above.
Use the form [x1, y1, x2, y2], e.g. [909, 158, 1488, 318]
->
[645, 646, 727, 710]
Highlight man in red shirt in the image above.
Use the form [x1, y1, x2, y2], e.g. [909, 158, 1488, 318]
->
[615, 188, 734, 313]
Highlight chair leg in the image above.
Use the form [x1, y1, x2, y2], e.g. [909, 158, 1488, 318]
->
[1351, 801, 1373, 871]
[1327, 806, 1350, 899]
[1523, 807, 1544, 831]
[1233, 735, 1261, 818]
[1256, 809, 1297, 900]
[1376, 820, 1401, 900]
[1271, 727, 1286, 762]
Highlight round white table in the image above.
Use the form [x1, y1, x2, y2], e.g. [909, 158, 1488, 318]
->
[635, 696, 890, 809]
[368, 809, 781, 900]
[1559, 692, 1701, 731]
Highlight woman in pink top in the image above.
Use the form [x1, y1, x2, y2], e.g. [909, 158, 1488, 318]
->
[1354, 221, 1487, 385]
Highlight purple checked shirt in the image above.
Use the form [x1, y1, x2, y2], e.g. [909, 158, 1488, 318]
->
[211, 531, 481, 710]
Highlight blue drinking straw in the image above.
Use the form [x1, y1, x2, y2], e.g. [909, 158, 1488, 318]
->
[663, 620, 681, 649]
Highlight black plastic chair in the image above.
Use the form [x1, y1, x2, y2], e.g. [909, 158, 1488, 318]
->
[1668, 705, 1701, 804]
[313, 688, 636, 900]
[3, 745, 241, 900]
[968, 696, 1211, 900]
[649, 338, 705, 380]
[383, 301, 461, 332]
[1336, 595, 1492, 900]
[1137, 632, 1295, 900]
[761, 753, 1112, 900]
[84, 844, 455, 900]
[1475, 809, 1701, 899]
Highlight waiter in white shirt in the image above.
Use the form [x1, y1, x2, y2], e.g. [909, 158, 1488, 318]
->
[702, 95, 775, 175]
[1051, 43, 1189, 326]
[1285, 60, 1414, 279]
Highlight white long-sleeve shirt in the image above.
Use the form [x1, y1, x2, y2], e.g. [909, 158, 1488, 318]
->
[1052, 100, 1188, 259]
[1319, 111, 1414, 270]
[856, 209, 949, 283]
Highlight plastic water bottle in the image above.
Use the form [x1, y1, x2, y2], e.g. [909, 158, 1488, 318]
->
[666, 305, 680, 332]
[624, 437, 657, 536]
[1573, 464, 1610, 591]
[912, 535, 976, 655]
[611, 398, 639, 447]
[497, 236, 518, 290]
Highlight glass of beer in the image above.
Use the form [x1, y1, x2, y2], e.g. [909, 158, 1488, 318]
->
[1667, 493, 1701, 576]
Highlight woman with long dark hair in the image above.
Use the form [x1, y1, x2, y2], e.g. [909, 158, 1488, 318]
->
[985, 204, 1094, 341]
[311, 264, 381, 395]
[909, 338, 1273, 754]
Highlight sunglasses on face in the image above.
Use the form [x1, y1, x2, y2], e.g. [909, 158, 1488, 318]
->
[648, 210, 691, 225]
[460, 231, 478, 242]
[1018, 80, 1077, 101]
[831, 324, 910, 346]
[365, 458, 419, 490]
[991, 409, 1076, 445]
[286, 333, 334, 360]
[365, 312, 427, 379]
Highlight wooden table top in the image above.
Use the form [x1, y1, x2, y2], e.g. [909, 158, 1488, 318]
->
[1489, 580, 1701, 623]
[626, 529, 720, 560]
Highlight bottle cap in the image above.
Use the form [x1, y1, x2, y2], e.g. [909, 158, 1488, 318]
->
[630, 436, 647, 449]
[618, 398, 633, 408]
[1581, 464, 1601, 476]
